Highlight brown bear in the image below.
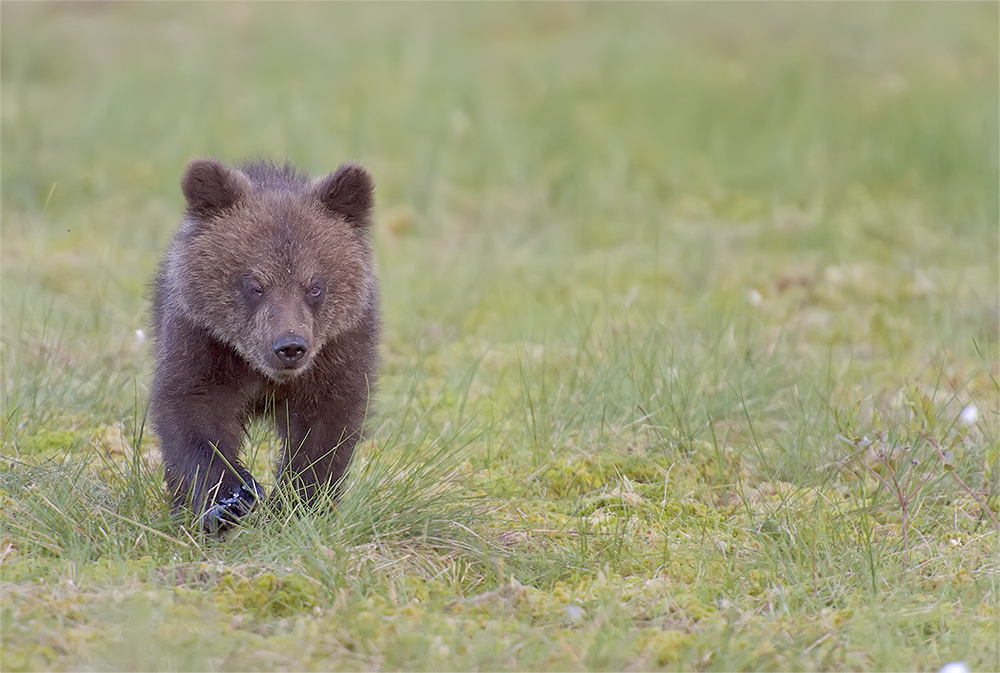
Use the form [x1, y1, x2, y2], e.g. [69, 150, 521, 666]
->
[149, 158, 379, 534]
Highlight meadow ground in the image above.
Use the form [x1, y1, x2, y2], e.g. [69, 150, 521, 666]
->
[1, 3, 998, 671]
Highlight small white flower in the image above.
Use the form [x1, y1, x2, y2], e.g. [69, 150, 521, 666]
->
[134, 329, 146, 345]
[746, 288, 763, 307]
[564, 604, 586, 623]
[939, 662, 970, 673]
[959, 404, 977, 426]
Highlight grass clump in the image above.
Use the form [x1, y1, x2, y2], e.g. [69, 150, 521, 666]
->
[2, 2, 998, 671]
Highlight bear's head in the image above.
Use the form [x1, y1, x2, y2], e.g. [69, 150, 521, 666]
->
[169, 158, 375, 382]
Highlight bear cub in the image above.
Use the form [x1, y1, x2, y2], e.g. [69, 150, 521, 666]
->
[150, 158, 379, 534]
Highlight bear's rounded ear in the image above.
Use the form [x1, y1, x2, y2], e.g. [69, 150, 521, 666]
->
[312, 163, 374, 228]
[181, 158, 250, 218]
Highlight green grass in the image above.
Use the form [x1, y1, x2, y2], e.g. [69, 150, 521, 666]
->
[2, 3, 998, 671]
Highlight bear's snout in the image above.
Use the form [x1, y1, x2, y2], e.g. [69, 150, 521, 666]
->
[272, 334, 309, 366]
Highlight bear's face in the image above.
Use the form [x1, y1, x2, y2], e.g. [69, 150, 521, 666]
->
[169, 159, 375, 382]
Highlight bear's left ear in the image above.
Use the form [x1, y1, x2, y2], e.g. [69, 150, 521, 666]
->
[312, 163, 374, 228]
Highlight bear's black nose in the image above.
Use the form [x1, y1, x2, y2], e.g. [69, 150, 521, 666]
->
[273, 335, 308, 364]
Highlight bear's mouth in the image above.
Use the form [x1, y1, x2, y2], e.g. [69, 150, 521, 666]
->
[266, 358, 312, 380]
[251, 350, 314, 382]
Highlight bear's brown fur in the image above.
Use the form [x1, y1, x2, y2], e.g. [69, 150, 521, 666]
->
[149, 158, 379, 533]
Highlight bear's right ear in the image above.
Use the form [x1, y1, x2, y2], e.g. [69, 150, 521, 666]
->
[181, 158, 250, 218]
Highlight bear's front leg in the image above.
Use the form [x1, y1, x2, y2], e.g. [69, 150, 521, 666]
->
[152, 384, 263, 534]
[149, 318, 267, 534]
[274, 397, 363, 506]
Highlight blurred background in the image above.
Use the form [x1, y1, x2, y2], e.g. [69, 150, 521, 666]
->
[3, 3, 996, 347]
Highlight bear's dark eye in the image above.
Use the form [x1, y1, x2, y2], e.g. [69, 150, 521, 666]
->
[305, 280, 326, 309]
[241, 275, 265, 305]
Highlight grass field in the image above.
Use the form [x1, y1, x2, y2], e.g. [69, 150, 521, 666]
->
[2, 3, 998, 671]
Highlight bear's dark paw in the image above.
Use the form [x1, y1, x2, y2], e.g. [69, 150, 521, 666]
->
[199, 473, 265, 535]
